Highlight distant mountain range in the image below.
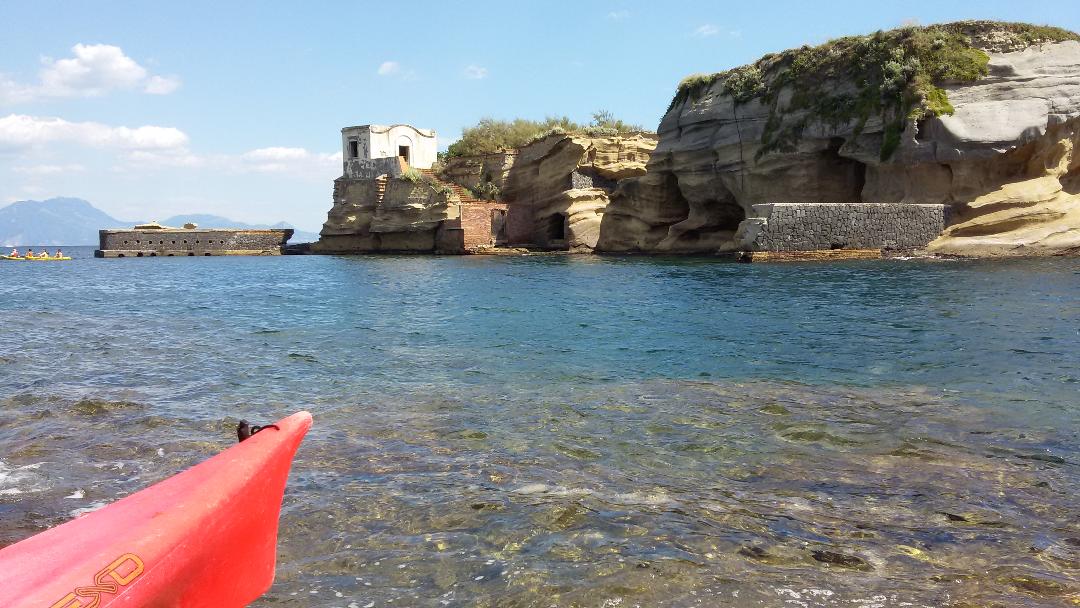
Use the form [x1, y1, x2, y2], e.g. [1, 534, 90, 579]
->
[0, 198, 319, 246]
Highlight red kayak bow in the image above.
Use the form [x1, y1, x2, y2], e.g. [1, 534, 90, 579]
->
[0, 411, 312, 607]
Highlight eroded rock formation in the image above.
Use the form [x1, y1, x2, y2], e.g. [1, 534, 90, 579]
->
[312, 174, 456, 253]
[597, 22, 1080, 256]
[442, 133, 657, 250]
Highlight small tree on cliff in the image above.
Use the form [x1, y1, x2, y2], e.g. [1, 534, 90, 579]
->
[587, 110, 643, 135]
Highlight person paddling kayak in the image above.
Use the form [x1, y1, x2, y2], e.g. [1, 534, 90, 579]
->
[9, 248, 19, 258]
[23, 248, 34, 258]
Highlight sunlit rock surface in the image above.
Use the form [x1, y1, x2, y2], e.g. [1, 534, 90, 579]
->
[443, 133, 657, 250]
[312, 177, 455, 253]
[598, 25, 1080, 256]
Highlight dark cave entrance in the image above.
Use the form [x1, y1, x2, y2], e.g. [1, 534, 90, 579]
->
[546, 213, 567, 241]
[1063, 164, 1080, 195]
[715, 201, 747, 232]
[821, 137, 866, 202]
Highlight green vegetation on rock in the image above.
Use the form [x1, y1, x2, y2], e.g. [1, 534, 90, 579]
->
[400, 168, 424, 183]
[668, 21, 1080, 161]
[470, 181, 501, 201]
[400, 168, 452, 196]
[445, 111, 648, 158]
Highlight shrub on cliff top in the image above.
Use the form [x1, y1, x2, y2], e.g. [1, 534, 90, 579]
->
[445, 111, 649, 158]
[445, 117, 577, 158]
[667, 20, 1079, 160]
[471, 181, 501, 201]
[400, 168, 452, 196]
[587, 109, 644, 134]
[400, 168, 423, 183]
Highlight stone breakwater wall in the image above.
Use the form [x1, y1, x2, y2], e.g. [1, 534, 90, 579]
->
[743, 204, 946, 252]
[96, 229, 292, 257]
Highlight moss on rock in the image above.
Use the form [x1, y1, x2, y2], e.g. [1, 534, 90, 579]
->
[669, 21, 1080, 160]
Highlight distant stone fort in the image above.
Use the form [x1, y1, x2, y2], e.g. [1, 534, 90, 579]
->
[96, 222, 292, 257]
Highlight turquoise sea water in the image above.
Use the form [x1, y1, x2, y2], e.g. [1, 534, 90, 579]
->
[1, 247, 1078, 606]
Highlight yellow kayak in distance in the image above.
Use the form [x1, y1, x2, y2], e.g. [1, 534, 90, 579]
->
[1, 255, 72, 261]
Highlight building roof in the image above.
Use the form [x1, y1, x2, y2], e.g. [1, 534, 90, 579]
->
[341, 124, 436, 137]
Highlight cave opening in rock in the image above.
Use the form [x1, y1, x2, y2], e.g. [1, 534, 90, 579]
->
[1062, 165, 1080, 195]
[714, 202, 746, 232]
[546, 213, 567, 241]
[820, 137, 866, 202]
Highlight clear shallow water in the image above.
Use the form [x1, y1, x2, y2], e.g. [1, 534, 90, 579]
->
[1, 248, 1077, 606]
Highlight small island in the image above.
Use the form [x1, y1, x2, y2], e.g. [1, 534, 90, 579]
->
[312, 21, 1080, 259]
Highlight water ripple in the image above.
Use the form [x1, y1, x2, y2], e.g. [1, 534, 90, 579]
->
[1, 249, 1078, 606]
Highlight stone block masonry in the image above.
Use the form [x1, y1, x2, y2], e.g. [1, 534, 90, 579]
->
[745, 203, 946, 252]
[96, 229, 292, 257]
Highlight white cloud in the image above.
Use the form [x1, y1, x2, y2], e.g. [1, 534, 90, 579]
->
[690, 24, 741, 39]
[40, 44, 147, 95]
[0, 76, 36, 105]
[237, 147, 340, 175]
[607, 10, 630, 21]
[12, 163, 86, 175]
[376, 61, 418, 80]
[0, 113, 189, 151]
[123, 149, 204, 168]
[144, 74, 181, 95]
[0, 44, 181, 104]
[242, 147, 311, 162]
[117, 145, 340, 178]
[692, 24, 720, 38]
[463, 65, 488, 80]
[0, 140, 339, 231]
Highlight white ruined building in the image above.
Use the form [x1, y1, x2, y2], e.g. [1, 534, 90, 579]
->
[341, 124, 437, 178]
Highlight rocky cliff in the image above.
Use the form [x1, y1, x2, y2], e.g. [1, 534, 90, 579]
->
[442, 132, 657, 250]
[312, 174, 456, 253]
[597, 21, 1080, 256]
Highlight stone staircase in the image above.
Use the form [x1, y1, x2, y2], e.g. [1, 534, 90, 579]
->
[418, 168, 482, 203]
[374, 174, 388, 204]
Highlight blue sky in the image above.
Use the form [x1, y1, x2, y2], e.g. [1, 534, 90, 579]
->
[2, 1, 1077, 231]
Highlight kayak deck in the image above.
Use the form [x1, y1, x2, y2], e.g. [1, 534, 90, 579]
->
[0, 411, 312, 608]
